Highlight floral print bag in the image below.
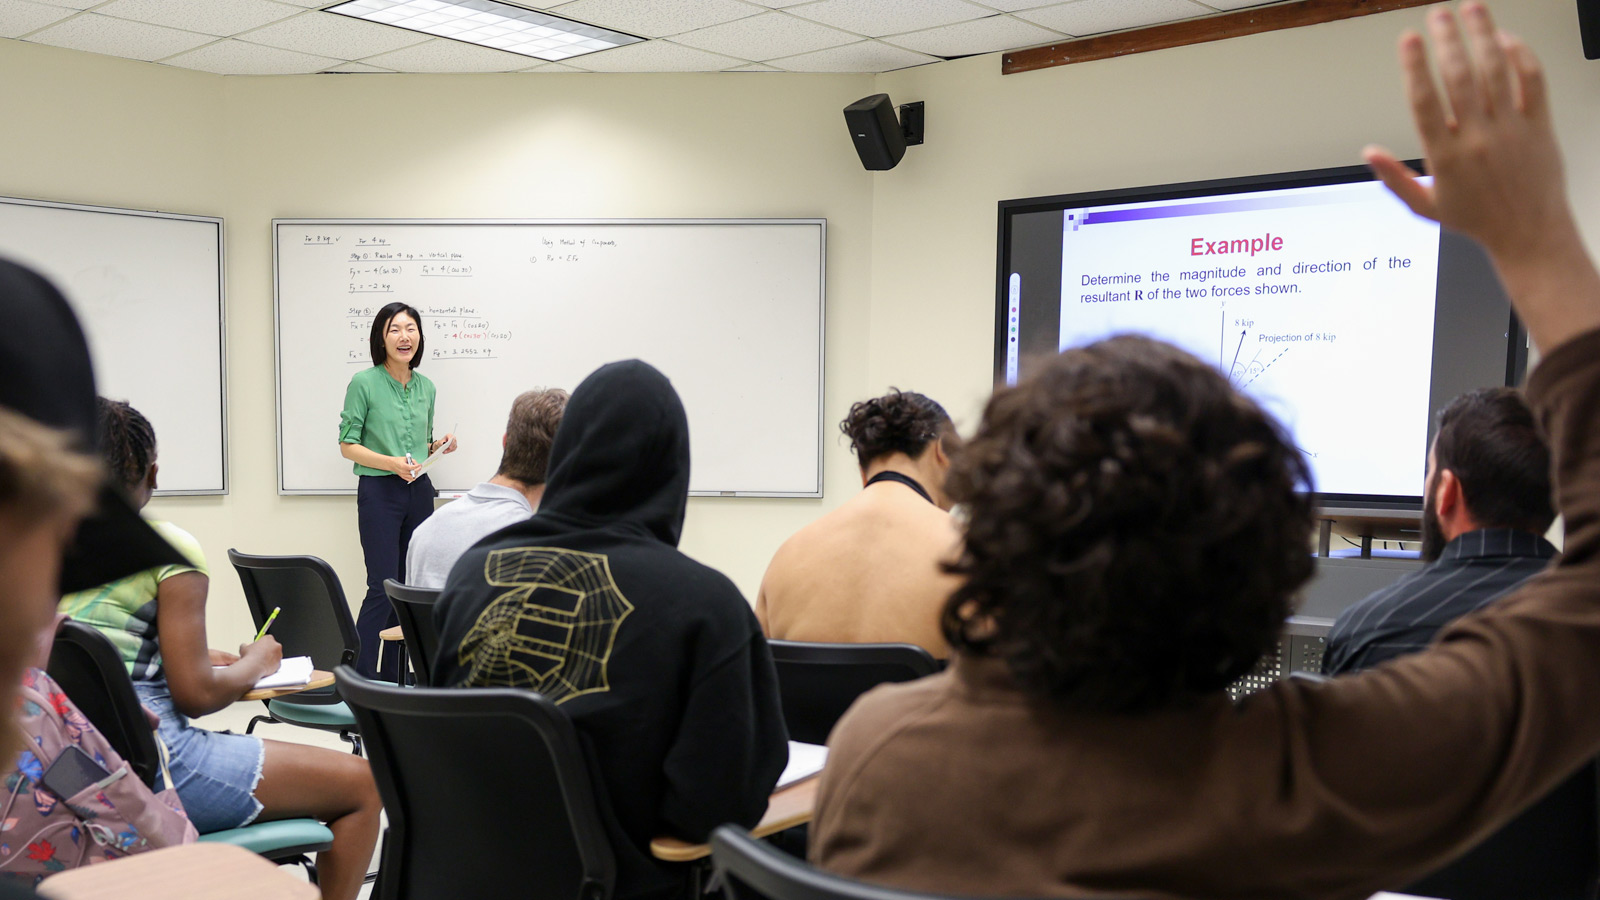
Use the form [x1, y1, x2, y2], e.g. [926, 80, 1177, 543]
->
[0, 668, 196, 885]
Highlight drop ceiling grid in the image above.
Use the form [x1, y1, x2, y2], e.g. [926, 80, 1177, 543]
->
[0, 0, 1278, 75]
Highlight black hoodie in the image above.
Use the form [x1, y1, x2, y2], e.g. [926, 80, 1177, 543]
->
[433, 359, 789, 900]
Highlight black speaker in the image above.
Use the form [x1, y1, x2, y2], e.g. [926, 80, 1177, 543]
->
[1582, 0, 1600, 60]
[844, 94, 906, 170]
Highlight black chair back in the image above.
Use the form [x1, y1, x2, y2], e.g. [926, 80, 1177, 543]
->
[1404, 760, 1600, 900]
[335, 666, 615, 900]
[382, 579, 441, 686]
[711, 826, 1055, 900]
[47, 619, 160, 788]
[767, 641, 939, 745]
[229, 550, 359, 702]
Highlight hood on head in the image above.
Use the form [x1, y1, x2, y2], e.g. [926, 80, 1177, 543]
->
[539, 360, 690, 546]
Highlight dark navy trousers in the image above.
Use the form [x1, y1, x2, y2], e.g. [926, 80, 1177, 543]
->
[355, 472, 434, 679]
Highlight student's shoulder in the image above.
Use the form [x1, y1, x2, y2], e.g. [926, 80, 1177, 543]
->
[824, 674, 950, 776]
[146, 520, 207, 571]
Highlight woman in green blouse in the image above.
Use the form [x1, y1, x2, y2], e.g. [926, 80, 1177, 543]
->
[338, 302, 456, 678]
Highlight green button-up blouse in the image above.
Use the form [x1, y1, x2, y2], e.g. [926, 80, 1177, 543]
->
[338, 366, 436, 477]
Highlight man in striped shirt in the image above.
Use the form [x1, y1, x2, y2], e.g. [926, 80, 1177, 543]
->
[1325, 387, 1557, 675]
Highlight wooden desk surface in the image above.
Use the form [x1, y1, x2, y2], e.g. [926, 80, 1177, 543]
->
[650, 776, 818, 862]
[380, 625, 404, 642]
[38, 841, 318, 900]
[240, 669, 335, 702]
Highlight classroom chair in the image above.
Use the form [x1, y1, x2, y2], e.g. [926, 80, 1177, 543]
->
[1400, 760, 1599, 900]
[227, 550, 363, 754]
[334, 666, 615, 900]
[381, 579, 441, 686]
[46, 619, 334, 879]
[767, 641, 940, 745]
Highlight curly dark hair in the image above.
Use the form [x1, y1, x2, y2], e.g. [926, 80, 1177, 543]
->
[942, 335, 1315, 713]
[841, 389, 952, 467]
[96, 397, 156, 493]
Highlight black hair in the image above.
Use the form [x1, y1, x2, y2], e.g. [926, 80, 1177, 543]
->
[942, 336, 1315, 714]
[1433, 387, 1554, 534]
[841, 389, 953, 467]
[369, 302, 424, 369]
[97, 397, 156, 492]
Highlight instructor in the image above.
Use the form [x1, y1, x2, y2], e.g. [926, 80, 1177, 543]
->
[338, 301, 456, 678]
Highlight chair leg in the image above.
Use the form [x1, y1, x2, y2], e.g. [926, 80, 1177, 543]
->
[341, 730, 363, 755]
[246, 714, 276, 735]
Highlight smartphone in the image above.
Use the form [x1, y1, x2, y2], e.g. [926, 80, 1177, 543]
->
[40, 745, 112, 800]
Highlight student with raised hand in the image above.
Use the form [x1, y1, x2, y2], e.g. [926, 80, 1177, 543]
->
[339, 301, 457, 678]
[63, 399, 380, 900]
[811, 5, 1600, 897]
[757, 390, 962, 657]
[405, 387, 567, 590]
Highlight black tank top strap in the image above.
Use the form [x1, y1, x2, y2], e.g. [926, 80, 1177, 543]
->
[864, 470, 934, 506]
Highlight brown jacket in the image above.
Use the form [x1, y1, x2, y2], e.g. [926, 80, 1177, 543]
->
[811, 327, 1600, 900]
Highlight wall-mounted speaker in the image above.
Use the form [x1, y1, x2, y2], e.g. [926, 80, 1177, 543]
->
[843, 94, 925, 171]
[1581, 0, 1600, 60]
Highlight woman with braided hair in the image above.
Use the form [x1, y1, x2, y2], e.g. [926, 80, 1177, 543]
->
[61, 399, 380, 900]
[756, 389, 963, 658]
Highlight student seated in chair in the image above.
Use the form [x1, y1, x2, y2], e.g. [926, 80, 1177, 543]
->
[405, 387, 568, 589]
[1326, 388, 1556, 674]
[811, 6, 1600, 897]
[433, 360, 788, 900]
[60, 399, 380, 900]
[757, 390, 962, 657]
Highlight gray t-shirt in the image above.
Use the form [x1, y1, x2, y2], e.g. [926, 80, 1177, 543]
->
[405, 482, 536, 589]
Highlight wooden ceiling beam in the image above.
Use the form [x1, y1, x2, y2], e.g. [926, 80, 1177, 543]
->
[1002, 0, 1446, 75]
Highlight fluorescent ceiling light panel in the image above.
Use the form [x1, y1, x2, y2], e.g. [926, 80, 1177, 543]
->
[327, 0, 642, 61]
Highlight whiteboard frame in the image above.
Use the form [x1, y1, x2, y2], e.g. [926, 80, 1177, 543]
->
[0, 195, 228, 496]
[272, 217, 826, 499]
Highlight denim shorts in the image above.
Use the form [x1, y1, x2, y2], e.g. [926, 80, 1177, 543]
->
[133, 679, 265, 833]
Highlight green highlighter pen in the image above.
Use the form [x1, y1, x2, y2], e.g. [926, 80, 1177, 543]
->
[254, 606, 281, 642]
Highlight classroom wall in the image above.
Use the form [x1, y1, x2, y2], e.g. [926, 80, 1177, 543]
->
[4, 0, 1597, 648]
[869, 0, 1600, 432]
[0, 37, 878, 646]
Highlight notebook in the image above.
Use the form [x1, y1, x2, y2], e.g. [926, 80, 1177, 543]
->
[215, 655, 315, 691]
[777, 741, 828, 789]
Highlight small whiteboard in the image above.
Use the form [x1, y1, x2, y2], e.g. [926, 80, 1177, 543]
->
[274, 219, 825, 497]
[0, 197, 226, 495]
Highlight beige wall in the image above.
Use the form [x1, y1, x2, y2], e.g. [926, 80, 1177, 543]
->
[3, 0, 1597, 646]
[871, 0, 1600, 431]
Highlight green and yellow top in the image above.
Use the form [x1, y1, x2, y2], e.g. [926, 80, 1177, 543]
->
[339, 366, 435, 477]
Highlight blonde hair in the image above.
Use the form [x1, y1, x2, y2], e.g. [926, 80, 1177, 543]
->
[0, 406, 100, 522]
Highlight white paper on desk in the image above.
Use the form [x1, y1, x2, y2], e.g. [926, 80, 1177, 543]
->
[215, 656, 314, 690]
[777, 741, 827, 789]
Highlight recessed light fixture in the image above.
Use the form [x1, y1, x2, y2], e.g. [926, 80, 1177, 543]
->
[326, 0, 643, 62]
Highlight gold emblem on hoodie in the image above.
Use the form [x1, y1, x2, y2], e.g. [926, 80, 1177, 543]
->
[457, 546, 634, 702]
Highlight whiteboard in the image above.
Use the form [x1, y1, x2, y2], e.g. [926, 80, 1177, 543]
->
[0, 197, 226, 495]
[274, 219, 825, 496]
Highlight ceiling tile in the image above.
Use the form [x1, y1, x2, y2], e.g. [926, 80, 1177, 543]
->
[967, 0, 1069, 11]
[571, 38, 745, 72]
[162, 38, 340, 74]
[886, 14, 1062, 57]
[238, 10, 430, 59]
[95, 0, 302, 37]
[767, 39, 937, 72]
[517, 60, 588, 72]
[362, 37, 536, 72]
[785, 0, 993, 38]
[723, 62, 783, 72]
[268, 0, 335, 7]
[28, 13, 215, 60]
[0, 0, 76, 38]
[323, 60, 394, 72]
[739, 0, 821, 8]
[1202, 0, 1281, 9]
[19, 0, 95, 9]
[672, 12, 856, 61]
[1015, 0, 1212, 36]
[543, 0, 759, 39]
